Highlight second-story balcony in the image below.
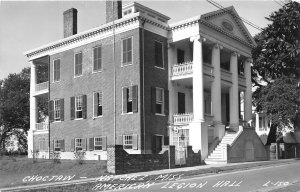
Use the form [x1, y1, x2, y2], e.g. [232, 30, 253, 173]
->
[171, 61, 214, 80]
[35, 122, 49, 131]
[173, 113, 214, 126]
[33, 81, 49, 96]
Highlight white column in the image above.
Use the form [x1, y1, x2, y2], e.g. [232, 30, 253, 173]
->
[189, 35, 208, 160]
[229, 52, 239, 131]
[29, 61, 37, 157]
[168, 43, 176, 124]
[211, 44, 224, 139]
[244, 58, 252, 124]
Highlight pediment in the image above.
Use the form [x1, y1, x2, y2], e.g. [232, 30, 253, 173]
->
[201, 6, 256, 46]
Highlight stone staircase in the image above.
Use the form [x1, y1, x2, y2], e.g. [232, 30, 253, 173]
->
[204, 132, 238, 164]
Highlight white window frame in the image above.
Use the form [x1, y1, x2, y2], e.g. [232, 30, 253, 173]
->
[54, 140, 61, 151]
[123, 135, 133, 149]
[53, 59, 60, 82]
[74, 52, 83, 77]
[75, 138, 83, 151]
[121, 37, 133, 66]
[93, 92, 103, 118]
[75, 95, 83, 119]
[154, 40, 164, 69]
[93, 46, 102, 72]
[94, 137, 103, 151]
[155, 87, 164, 115]
[122, 86, 133, 114]
[54, 99, 61, 122]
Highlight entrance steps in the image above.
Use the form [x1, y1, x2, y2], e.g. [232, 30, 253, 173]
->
[204, 131, 238, 165]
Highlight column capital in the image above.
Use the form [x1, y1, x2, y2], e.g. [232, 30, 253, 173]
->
[213, 43, 223, 50]
[167, 42, 174, 49]
[231, 51, 238, 57]
[190, 34, 206, 43]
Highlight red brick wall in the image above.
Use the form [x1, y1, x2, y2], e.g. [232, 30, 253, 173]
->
[141, 29, 169, 152]
[49, 28, 142, 152]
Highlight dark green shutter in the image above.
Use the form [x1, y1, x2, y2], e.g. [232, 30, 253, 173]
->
[70, 97, 75, 120]
[117, 135, 123, 145]
[50, 140, 54, 151]
[82, 138, 87, 151]
[89, 138, 94, 151]
[132, 134, 138, 150]
[152, 135, 157, 153]
[82, 95, 87, 119]
[49, 100, 54, 122]
[151, 87, 156, 114]
[164, 89, 169, 115]
[60, 99, 64, 121]
[132, 85, 138, 113]
[93, 92, 98, 117]
[71, 139, 75, 152]
[60, 140, 65, 152]
[122, 87, 127, 113]
[102, 136, 107, 151]
[164, 136, 169, 146]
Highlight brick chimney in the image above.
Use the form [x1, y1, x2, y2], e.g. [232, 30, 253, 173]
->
[63, 8, 78, 38]
[106, 0, 122, 23]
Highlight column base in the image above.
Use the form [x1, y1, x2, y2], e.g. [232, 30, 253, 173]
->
[229, 123, 239, 132]
[189, 121, 208, 160]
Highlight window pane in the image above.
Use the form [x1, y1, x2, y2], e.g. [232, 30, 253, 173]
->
[156, 89, 163, 102]
[155, 42, 163, 68]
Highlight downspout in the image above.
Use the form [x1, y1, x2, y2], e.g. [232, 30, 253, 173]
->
[48, 56, 51, 159]
[141, 19, 146, 154]
[113, 1, 117, 145]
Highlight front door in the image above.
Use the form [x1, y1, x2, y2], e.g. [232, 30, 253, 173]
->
[152, 135, 163, 154]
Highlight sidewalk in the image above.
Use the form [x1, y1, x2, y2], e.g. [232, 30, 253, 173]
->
[1, 159, 299, 192]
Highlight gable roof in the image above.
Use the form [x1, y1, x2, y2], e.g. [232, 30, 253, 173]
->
[201, 6, 257, 46]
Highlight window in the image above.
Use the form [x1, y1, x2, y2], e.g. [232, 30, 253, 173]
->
[122, 37, 132, 66]
[122, 85, 138, 114]
[53, 59, 60, 82]
[49, 99, 64, 122]
[94, 137, 103, 150]
[123, 135, 133, 149]
[93, 92, 103, 117]
[39, 139, 47, 151]
[123, 9, 132, 16]
[75, 138, 83, 151]
[74, 52, 83, 76]
[54, 100, 61, 121]
[54, 140, 61, 151]
[155, 88, 164, 114]
[75, 95, 83, 119]
[93, 46, 102, 72]
[155, 41, 163, 68]
[177, 49, 185, 64]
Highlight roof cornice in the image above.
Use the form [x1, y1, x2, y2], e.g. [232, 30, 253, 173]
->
[24, 12, 168, 60]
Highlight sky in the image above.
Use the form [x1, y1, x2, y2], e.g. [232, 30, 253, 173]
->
[0, 0, 284, 80]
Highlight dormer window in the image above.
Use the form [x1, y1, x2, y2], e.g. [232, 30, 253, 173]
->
[123, 9, 132, 16]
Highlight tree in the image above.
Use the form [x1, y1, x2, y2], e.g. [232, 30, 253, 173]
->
[252, 1, 300, 145]
[0, 67, 30, 152]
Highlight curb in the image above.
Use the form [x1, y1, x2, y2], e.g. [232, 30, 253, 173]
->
[0, 159, 299, 192]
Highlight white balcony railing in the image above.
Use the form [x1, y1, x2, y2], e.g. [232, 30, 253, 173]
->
[36, 122, 48, 131]
[35, 81, 49, 92]
[173, 113, 194, 125]
[172, 61, 193, 77]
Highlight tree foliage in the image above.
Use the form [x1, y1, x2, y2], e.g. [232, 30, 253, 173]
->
[252, 1, 300, 142]
[0, 67, 30, 151]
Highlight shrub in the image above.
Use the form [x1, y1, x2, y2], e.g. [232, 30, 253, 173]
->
[74, 151, 86, 165]
[51, 151, 61, 164]
[31, 150, 39, 163]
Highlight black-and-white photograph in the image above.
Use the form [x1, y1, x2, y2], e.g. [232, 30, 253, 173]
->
[0, 0, 299, 191]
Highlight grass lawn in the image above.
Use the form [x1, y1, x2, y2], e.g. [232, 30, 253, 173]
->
[0, 155, 107, 189]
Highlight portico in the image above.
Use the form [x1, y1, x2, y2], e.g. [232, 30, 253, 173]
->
[167, 6, 255, 162]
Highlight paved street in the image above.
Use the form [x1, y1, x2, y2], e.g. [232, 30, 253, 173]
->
[92, 161, 300, 192]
